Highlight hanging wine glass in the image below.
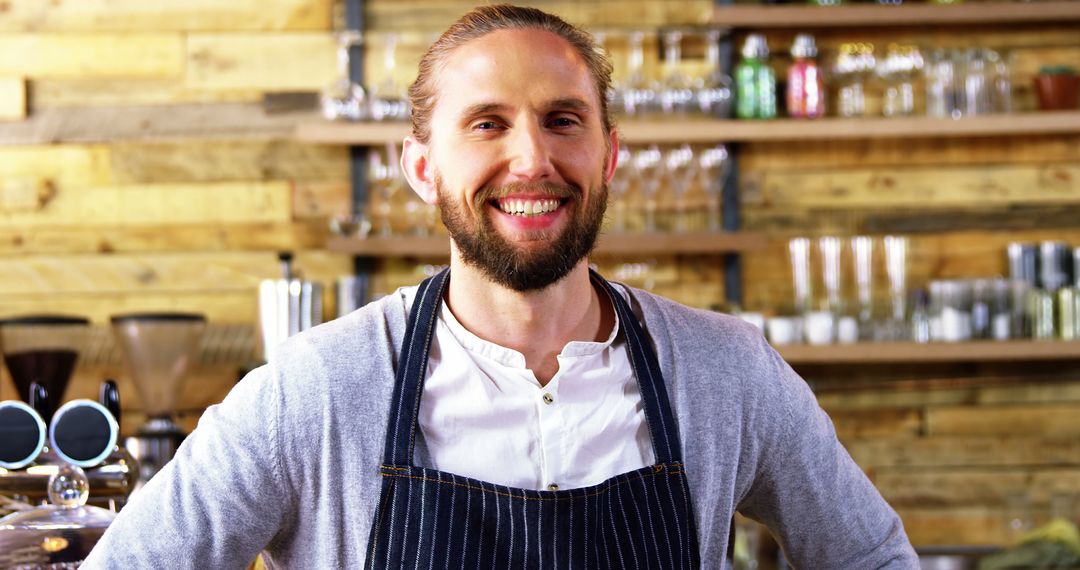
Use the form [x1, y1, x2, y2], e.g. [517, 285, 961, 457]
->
[321, 31, 367, 121]
[369, 32, 410, 121]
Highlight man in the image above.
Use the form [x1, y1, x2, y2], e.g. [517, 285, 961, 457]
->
[86, 5, 918, 569]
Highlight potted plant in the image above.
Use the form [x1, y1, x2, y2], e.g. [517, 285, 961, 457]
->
[1033, 65, 1078, 111]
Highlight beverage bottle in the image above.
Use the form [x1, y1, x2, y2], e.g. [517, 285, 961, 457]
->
[735, 34, 776, 120]
[787, 34, 825, 118]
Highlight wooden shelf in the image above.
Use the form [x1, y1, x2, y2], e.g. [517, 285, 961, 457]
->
[712, 1, 1080, 28]
[777, 340, 1080, 365]
[326, 231, 766, 257]
[296, 112, 1080, 145]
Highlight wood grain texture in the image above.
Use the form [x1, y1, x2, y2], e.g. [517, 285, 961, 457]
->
[0, 34, 183, 78]
[0, 105, 315, 145]
[845, 435, 1080, 468]
[0, 77, 25, 121]
[927, 403, 1080, 437]
[0, 181, 292, 226]
[184, 34, 336, 91]
[0, 251, 350, 295]
[108, 140, 348, 184]
[0, 0, 332, 32]
[875, 467, 1080, 509]
[0, 222, 329, 255]
[30, 79, 263, 109]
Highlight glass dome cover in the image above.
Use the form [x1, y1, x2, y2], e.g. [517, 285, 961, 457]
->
[0, 465, 116, 568]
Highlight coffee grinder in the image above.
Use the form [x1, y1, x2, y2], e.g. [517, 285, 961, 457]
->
[0, 316, 89, 422]
[110, 313, 206, 488]
[0, 316, 137, 506]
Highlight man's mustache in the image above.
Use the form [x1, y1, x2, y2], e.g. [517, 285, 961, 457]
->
[476, 181, 581, 205]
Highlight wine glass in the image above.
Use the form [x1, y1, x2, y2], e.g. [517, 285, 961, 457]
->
[321, 31, 366, 121]
[658, 30, 694, 116]
[664, 144, 696, 232]
[633, 145, 664, 233]
[695, 29, 733, 118]
[697, 144, 729, 232]
[609, 144, 634, 233]
[614, 31, 657, 117]
[369, 33, 410, 121]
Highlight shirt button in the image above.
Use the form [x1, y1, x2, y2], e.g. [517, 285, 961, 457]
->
[548, 483, 559, 491]
[542, 393, 554, 405]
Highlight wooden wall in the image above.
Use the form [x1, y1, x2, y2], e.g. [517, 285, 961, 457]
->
[0, 0, 1078, 550]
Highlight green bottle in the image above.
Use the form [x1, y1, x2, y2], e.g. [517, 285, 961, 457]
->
[735, 34, 776, 120]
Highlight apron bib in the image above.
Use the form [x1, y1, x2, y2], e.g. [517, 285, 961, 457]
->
[365, 269, 701, 569]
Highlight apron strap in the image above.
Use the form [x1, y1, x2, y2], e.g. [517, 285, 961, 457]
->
[382, 268, 450, 466]
[383, 268, 684, 466]
[593, 271, 684, 465]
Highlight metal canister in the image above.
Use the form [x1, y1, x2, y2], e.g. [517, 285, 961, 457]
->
[1029, 287, 1056, 340]
[1059, 287, 1079, 341]
[1007, 242, 1038, 286]
[1039, 241, 1072, 293]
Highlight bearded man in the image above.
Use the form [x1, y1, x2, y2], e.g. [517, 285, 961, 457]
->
[85, 5, 918, 569]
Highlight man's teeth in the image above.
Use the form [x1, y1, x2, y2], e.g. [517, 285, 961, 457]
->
[498, 198, 560, 216]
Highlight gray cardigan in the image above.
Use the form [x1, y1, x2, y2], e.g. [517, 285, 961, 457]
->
[84, 284, 918, 569]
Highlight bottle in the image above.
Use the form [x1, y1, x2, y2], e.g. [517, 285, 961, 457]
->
[735, 34, 776, 120]
[787, 34, 825, 119]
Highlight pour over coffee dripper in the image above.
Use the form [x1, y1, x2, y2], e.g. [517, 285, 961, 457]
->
[110, 313, 206, 488]
[0, 316, 90, 421]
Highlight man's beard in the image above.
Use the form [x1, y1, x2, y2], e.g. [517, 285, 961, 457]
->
[436, 176, 607, 292]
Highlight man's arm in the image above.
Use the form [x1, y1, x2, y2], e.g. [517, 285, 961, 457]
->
[737, 342, 918, 569]
[83, 364, 292, 569]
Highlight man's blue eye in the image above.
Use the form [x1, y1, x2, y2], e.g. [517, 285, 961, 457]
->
[475, 121, 498, 130]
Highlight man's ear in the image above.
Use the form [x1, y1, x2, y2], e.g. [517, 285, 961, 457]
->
[402, 136, 437, 205]
[603, 128, 620, 183]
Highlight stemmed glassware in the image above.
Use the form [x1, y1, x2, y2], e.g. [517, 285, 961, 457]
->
[665, 145, 696, 232]
[609, 144, 634, 233]
[633, 145, 664, 232]
[369, 33, 411, 121]
[698, 144, 729, 232]
[321, 31, 367, 121]
[614, 31, 657, 117]
[696, 29, 733, 118]
[658, 31, 694, 116]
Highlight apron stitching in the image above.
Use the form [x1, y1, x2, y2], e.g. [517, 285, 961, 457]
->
[406, 272, 447, 464]
[367, 477, 396, 568]
[378, 467, 680, 502]
[390, 275, 433, 465]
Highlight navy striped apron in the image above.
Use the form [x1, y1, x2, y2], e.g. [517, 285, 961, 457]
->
[365, 268, 701, 569]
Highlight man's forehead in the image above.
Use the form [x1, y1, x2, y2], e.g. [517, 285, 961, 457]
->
[432, 28, 599, 116]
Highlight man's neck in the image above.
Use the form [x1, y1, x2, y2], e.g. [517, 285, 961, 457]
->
[444, 256, 613, 387]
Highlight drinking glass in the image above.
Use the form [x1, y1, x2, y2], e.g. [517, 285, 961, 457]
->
[878, 44, 923, 117]
[833, 43, 876, 118]
[789, 237, 813, 315]
[659, 30, 694, 115]
[369, 33, 410, 121]
[852, 236, 874, 328]
[926, 48, 960, 119]
[987, 48, 1013, 113]
[321, 31, 366, 121]
[633, 145, 664, 233]
[368, 146, 398, 236]
[609, 144, 634, 233]
[614, 31, 657, 117]
[665, 144, 696, 232]
[698, 144, 729, 232]
[962, 48, 992, 117]
[818, 237, 843, 315]
[883, 235, 909, 339]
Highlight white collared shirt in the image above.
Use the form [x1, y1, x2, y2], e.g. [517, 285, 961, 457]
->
[403, 285, 654, 491]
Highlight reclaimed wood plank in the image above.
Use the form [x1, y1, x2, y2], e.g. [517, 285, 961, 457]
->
[0, 251, 350, 295]
[896, 507, 1005, 547]
[0, 34, 182, 78]
[874, 467, 1080, 510]
[0, 77, 26, 121]
[30, 79, 262, 109]
[0, 222, 329, 255]
[927, 403, 1080, 437]
[0, 104, 315, 145]
[0, 181, 291, 226]
[185, 33, 336, 92]
[845, 436, 1080, 469]
[0, 0, 332, 32]
[0, 291, 259, 324]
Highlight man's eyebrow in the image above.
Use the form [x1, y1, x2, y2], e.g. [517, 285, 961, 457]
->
[547, 98, 592, 113]
[460, 102, 512, 119]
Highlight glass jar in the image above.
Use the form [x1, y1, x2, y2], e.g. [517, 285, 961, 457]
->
[787, 34, 825, 119]
[735, 34, 777, 120]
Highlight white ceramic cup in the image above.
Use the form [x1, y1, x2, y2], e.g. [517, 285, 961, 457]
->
[804, 311, 835, 345]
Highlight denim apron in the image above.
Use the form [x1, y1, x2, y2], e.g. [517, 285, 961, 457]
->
[365, 269, 701, 569]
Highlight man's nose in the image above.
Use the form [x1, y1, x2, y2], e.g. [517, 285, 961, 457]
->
[506, 123, 555, 181]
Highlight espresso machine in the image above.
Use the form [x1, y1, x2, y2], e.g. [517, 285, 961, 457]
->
[0, 316, 137, 507]
[110, 313, 206, 489]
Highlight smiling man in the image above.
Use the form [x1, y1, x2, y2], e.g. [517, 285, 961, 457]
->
[85, 5, 917, 569]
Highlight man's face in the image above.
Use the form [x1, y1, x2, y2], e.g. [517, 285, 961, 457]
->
[422, 28, 616, 292]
